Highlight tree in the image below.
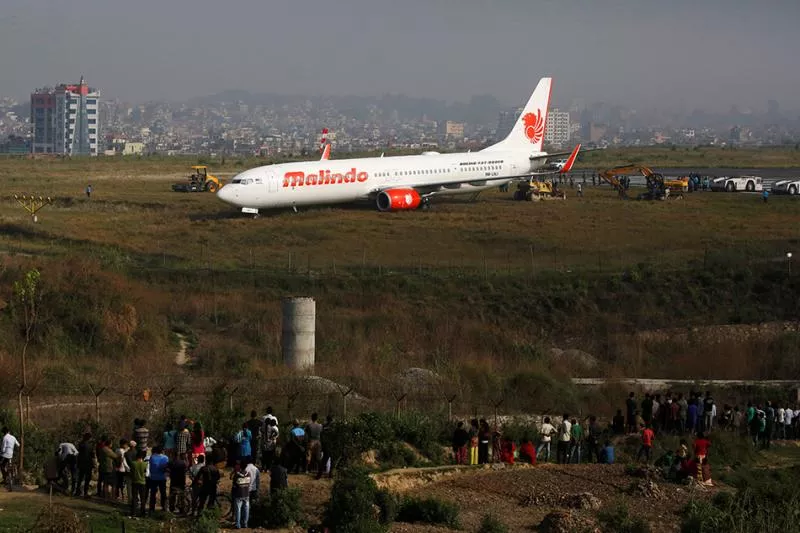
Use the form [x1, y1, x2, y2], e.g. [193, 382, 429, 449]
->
[12, 268, 41, 474]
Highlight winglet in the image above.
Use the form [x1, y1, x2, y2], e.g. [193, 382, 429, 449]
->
[559, 144, 581, 173]
[320, 143, 331, 161]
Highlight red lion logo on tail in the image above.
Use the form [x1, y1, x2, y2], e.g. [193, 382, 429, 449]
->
[522, 109, 545, 144]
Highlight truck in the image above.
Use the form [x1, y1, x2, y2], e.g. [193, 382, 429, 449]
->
[710, 176, 763, 193]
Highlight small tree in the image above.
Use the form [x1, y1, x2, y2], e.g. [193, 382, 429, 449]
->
[12, 268, 42, 474]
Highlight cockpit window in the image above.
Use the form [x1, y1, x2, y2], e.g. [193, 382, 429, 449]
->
[232, 178, 242, 184]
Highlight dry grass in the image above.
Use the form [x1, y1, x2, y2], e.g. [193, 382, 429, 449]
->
[0, 153, 799, 406]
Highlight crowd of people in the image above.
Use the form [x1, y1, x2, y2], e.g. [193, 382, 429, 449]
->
[450, 390, 800, 487]
[1, 407, 335, 530]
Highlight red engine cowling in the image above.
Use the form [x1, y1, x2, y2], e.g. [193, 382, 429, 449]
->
[376, 188, 421, 212]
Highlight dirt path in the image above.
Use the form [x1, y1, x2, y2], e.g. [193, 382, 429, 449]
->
[174, 332, 189, 366]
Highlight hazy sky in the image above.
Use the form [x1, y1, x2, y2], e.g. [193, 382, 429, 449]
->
[1, 0, 798, 112]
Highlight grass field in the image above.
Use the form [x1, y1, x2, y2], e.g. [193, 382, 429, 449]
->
[0, 151, 799, 406]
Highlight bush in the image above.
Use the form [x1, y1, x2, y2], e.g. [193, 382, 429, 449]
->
[376, 441, 419, 469]
[324, 467, 387, 533]
[259, 488, 302, 528]
[681, 467, 800, 533]
[375, 489, 400, 524]
[29, 505, 87, 533]
[597, 503, 651, 533]
[397, 496, 460, 529]
[190, 508, 221, 533]
[478, 513, 509, 533]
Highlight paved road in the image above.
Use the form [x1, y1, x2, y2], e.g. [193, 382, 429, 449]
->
[570, 167, 800, 188]
[572, 378, 800, 388]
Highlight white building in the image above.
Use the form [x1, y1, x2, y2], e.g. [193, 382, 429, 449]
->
[544, 108, 570, 147]
[31, 77, 100, 156]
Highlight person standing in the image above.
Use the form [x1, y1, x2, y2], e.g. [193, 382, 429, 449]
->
[626, 392, 637, 433]
[1, 427, 20, 490]
[234, 423, 253, 466]
[451, 422, 469, 465]
[641, 394, 654, 427]
[637, 424, 655, 463]
[677, 393, 689, 434]
[478, 419, 491, 465]
[231, 461, 252, 529]
[130, 451, 148, 517]
[468, 419, 479, 466]
[85, 184, 93, 198]
[537, 417, 555, 463]
[195, 456, 220, 515]
[316, 415, 334, 479]
[168, 453, 188, 514]
[784, 405, 793, 439]
[176, 423, 191, 465]
[305, 413, 323, 472]
[163, 423, 177, 461]
[612, 410, 625, 435]
[245, 457, 260, 503]
[75, 435, 93, 498]
[57, 441, 79, 496]
[148, 446, 169, 513]
[557, 414, 572, 464]
[586, 416, 602, 463]
[114, 439, 130, 501]
[262, 418, 279, 473]
[97, 438, 119, 500]
[246, 411, 262, 467]
[569, 417, 583, 464]
[133, 419, 150, 454]
[191, 422, 205, 464]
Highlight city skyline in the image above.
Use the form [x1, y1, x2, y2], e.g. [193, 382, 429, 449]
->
[0, 0, 799, 112]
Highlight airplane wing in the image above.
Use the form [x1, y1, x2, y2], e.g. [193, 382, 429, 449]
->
[369, 144, 583, 198]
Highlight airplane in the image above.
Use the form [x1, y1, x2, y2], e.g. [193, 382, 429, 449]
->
[217, 77, 580, 214]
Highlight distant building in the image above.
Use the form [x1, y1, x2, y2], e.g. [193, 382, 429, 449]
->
[444, 121, 464, 139]
[30, 77, 100, 155]
[544, 108, 570, 146]
[496, 110, 517, 140]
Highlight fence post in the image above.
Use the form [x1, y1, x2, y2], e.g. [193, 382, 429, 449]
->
[287, 391, 300, 421]
[445, 395, 457, 422]
[529, 245, 535, 276]
[492, 398, 504, 428]
[229, 386, 239, 412]
[88, 384, 107, 424]
[336, 385, 353, 420]
[394, 393, 407, 418]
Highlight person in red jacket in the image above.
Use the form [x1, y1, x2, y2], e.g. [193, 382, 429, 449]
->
[693, 433, 711, 461]
[637, 424, 655, 463]
[500, 437, 516, 464]
[518, 438, 537, 465]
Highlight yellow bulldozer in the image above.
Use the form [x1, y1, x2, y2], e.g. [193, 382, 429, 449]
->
[512, 178, 567, 201]
[171, 166, 222, 193]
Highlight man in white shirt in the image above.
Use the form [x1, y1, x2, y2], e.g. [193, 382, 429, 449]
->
[2, 427, 20, 488]
[557, 414, 572, 464]
[537, 417, 555, 463]
[785, 406, 794, 440]
[778, 407, 786, 439]
[244, 457, 260, 501]
[57, 442, 79, 495]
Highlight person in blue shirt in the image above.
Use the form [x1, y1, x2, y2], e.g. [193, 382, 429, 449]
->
[287, 420, 306, 473]
[163, 423, 177, 460]
[763, 189, 769, 203]
[599, 440, 615, 464]
[148, 446, 169, 513]
[235, 424, 253, 464]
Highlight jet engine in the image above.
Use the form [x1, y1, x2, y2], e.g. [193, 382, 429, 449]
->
[376, 189, 421, 211]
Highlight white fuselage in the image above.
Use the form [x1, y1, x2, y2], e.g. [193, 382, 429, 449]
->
[216, 150, 544, 210]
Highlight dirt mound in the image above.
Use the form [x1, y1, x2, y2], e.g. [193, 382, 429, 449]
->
[549, 348, 599, 370]
[538, 510, 597, 533]
[628, 480, 664, 499]
[393, 367, 442, 393]
[561, 492, 602, 511]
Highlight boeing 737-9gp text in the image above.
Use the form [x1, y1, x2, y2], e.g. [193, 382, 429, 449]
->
[216, 78, 580, 214]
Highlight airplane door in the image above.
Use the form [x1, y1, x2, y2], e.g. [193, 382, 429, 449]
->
[268, 171, 279, 192]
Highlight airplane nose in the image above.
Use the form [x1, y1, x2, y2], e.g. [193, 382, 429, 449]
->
[216, 185, 233, 204]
